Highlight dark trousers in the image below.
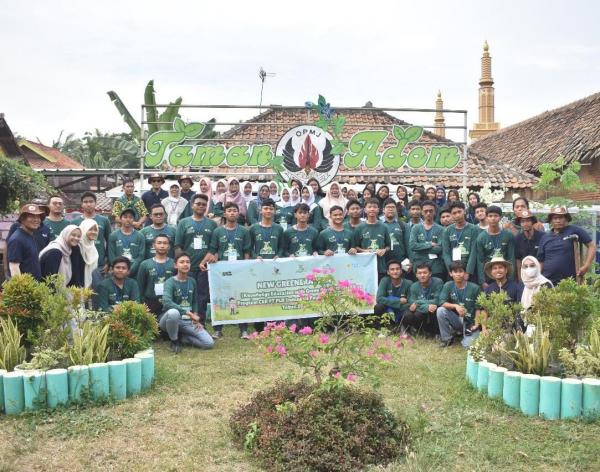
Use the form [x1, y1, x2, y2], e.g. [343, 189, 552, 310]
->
[195, 270, 210, 324]
[400, 309, 439, 336]
[144, 297, 163, 318]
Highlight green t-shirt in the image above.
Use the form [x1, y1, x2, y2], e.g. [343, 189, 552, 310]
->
[140, 224, 176, 259]
[71, 214, 112, 266]
[94, 277, 140, 312]
[409, 223, 445, 275]
[475, 229, 516, 284]
[43, 217, 69, 241]
[376, 277, 412, 311]
[351, 221, 391, 274]
[283, 225, 319, 256]
[174, 216, 217, 273]
[441, 222, 478, 275]
[136, 257, 175, 301]
[438, 281, 481, 327]
[163, 276, 198, 315]
[383, 219, 410, 263]
[209, 225, 252, 260]
[407, 277, 444, 313]
[107, 229, 146, 277]
[249, 223, 285, 259]
[275, 206, 294, 230]
[246, 201, 261, 226]
[316, 227, 354, 254]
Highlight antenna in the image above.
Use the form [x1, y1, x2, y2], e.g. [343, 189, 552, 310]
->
[258, 67, 276, 113]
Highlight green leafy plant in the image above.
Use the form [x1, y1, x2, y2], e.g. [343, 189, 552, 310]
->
[105, 301, 158, 359]
[501, 322, 552, 375]
[558, 327, 600, 377]
[0, 316, 26, 371]
[0, 156, 52, 215]
[20, 347, 69, 371]
[69, 323, 110, 366]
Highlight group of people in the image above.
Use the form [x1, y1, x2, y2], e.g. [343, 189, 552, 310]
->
[6, 174, 596, 352]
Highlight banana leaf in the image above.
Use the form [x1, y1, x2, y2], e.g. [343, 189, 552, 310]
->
[107, 91, 142, 142]
[157, 97, 183, 130]
[144, 80, 159, 135]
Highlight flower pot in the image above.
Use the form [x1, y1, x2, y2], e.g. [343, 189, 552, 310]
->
[582, 378, 600, 419]
[539, 376, 561, 420]
[3, 371, 24, 415]
[124, 358, 142, 397]
[503, 371, 521, 409]
[561, 378, 583, 419]
[23, 370, 46, 411]
[520, 374, 540, 417]
[487, 366, 507, 399]
[68, 366, 90, 403]
[89, 363, 110, 401]
[46, 368, 69, 408]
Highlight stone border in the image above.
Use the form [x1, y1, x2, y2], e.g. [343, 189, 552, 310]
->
[0, 349, 155, 415]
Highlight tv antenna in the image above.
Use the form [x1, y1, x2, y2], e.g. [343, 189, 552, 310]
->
[258, 67, 276, 113]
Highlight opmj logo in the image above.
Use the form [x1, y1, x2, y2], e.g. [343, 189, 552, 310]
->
[275, 125, 341, 187]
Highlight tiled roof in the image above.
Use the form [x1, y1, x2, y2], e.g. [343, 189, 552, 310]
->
[212, 107, 537, 188]
[0, 116, 23, 158]
[19, 140, 84, 170]
[470, 91, 600, 173]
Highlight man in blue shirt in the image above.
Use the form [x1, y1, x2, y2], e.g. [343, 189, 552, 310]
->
[7, 199, 51, 252]
[7, 203, 46, 280]
[537, 207, 595, 285]
[483, 255, 523, 302]
[142, 173, 168, 219]
[514, 210, 544, 279]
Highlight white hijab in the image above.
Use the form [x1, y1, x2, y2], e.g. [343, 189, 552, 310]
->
[277, 187, 292, 208]
[290, 187, 301, 207]
[79, 219, 99, 288]
[39, 224, 80, 286]
[520, 256, 553, 310]
[301, 186, 317, 210]
[319, 182, 347, 222]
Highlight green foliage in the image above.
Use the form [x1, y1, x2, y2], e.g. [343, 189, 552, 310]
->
[0, 155, 52, 214]
[230, 380, 409, 472]
[105, 301, 158, 359]
[20, 347, 69, 371]
[501, 322, 552, 375]
[0, 316, 26, 371]
[69, 323, 110, 366]
[533, 155, 597, 207]
[529, 278, 600, 353]
[57, 129, 139, 169]
[558, 327, 600, 377]
[469, 291, 522, 366]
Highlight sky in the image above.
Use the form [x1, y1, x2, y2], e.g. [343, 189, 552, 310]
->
[1, 0, 599, 145]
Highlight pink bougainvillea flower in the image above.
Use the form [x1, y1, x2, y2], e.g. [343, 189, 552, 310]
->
[365, 295, 375, 305]
[367, 349, 374, 357]
[395, 340, 404, 349]
[334, 371, 341, 379]
[266, 345, 274, 353]
[297, 290, 305, 299]
[276, 344, 287, 356]
[289, 324, 297, 333]
[309, 350, 318, 358]
[299, 326, 313, 335]
[248, 331, 259, 340]
[312, 268, 322, 274]
[306, 274, 316, 281]
[275, 322, 286, 332]
[380, 353, 392, 361]
[275, 336, 282, 343]
[346, 373, 357, 382]
[319, 333, 329, 344]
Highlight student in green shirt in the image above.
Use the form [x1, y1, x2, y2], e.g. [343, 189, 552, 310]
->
[343, 199, 363, 232]
[44, 196, 69, 241]
[160, 253, 214, 353]
[72, 191, 112, 275]
[473, 202, 488, 234]
[442, 201, 478, 278]
[275, 187, 294, 230]
[175, 193, 217, 324]
[316, 205, 356, 255]
[137, 234, 175, 317]
[381, 198, 410, 267]
[436, 261, 482, 348]
[475, 205, 516, 285]
[249, 198, 285, 259]
[94, 256, 140, 312]
[283, 203, 320, 257]
[401, 263, 444, 336]
[140, 204, 176, 259]
[374, 260, 412, 324]
[247, 184, 270, 226]
[409, 200, 445, 280]
[108, 208, 146, 277]
[438, 206, 452, 228]
[351, 197, 391, 278]
[111, 178, 147, 230]
[202, 202, 251, 339]
[297, 186, 325, 230]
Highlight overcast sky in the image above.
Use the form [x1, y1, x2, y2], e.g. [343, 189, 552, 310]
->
[2, 0, 599, 144]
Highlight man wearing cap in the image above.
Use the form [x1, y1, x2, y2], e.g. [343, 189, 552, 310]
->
[142, 173, 168, 215]
[483, 255, 523, 302]
[112, 178, 147, 229]
[108, 208, 146, 277]
[7, 204, 45, 280]
[178, 175, 196, 202]
[514, 210, 544, 279]
[475, 205, 515, 286]
[537, 207, 595, 285]
[7, 199, 51, 252]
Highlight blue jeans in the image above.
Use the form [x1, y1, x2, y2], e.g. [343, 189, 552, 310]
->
[159, 309, 214, 349]
[436, 307, 479, 348]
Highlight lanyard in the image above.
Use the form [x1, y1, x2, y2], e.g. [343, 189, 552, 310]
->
[259, 224, 274, 242]
[453, 225, 465, 246]
[192, 218, 207, 234]
[332, 228, 346, 245]
[489, 233, 502, 250]
[153, 259, 168, 279]
[176, 278, 191, 302]
[420, 281, 432, 300]
[454, 283, 466, 304]
[120, 230, 134, 249]
[225, 225, 239, 246]
[423, 226, 434, 242]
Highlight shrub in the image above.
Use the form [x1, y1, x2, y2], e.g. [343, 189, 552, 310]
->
[230, 380, 410, 472]
[501, 322, 552, 376]
[559, 327, 600, 377]
[105, 301, 158, 359]
[69, 323, 110, 365]
[0, 316, 26, 371]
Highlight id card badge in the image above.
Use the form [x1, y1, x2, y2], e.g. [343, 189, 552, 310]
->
[452, 247, 462, 261]
[390, 237, 396, 250]
[428, 253, 438, 260]
[298, 249, 308, 257]
[336, 244, 345, 255]
[123, 249, 132, 260]
[280, 219, 288, 231]
[227, 244, 238, 261]
[193, 236, 204, 250]
[154, 283, 164, 296]
[168, 214, 178, 226]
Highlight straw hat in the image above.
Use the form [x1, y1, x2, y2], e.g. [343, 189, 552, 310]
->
[17, 203, 45, 222]
[515, 210, 538, 225]
[178, 175, 194, 184]
[484, 254, 513, 279]
[547, 206, 571, 223]
[147, 173, 165, 184]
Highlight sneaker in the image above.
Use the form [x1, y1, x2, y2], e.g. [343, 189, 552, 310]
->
[170, 340, 182, 354]
[212, 330, 223, 340]
[439, 338, 454, 348]
[240, 331, 250, 340]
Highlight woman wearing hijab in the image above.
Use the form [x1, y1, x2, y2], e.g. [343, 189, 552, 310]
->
[290, 187, 301, 206]
[411, 187, 426, 202]
[434, 186, 447, 207]
[297, 186, 325, 230]
[268, 181, 281, 202]
[79, 219, 100, 289]
[520, 256, 553, 311]
[247, 184, 270, 226]
[181, 176, 217, 220]
[39, 224, 84, 287]
[213, 179, 227, 204]
[217, 178, 248, 224]
[319, 182, 347, 225]
[275, 187, 294, 230]
[307, 178, 325, 203]
[466, 192, 480, 224]
[242, 182, 254, 207]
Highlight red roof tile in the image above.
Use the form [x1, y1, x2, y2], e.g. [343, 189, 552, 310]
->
[19, 140, 84, 170]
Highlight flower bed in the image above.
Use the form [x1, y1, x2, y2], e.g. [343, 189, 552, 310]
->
[465, 356, 600, 420]
[0, 349, 155, 414]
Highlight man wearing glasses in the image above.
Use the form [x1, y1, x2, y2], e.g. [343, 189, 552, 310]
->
[142, 173, 168, 215]
[44, 195, 69, 241]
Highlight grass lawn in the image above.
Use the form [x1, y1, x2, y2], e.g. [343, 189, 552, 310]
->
[1, 327, 599, 472]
